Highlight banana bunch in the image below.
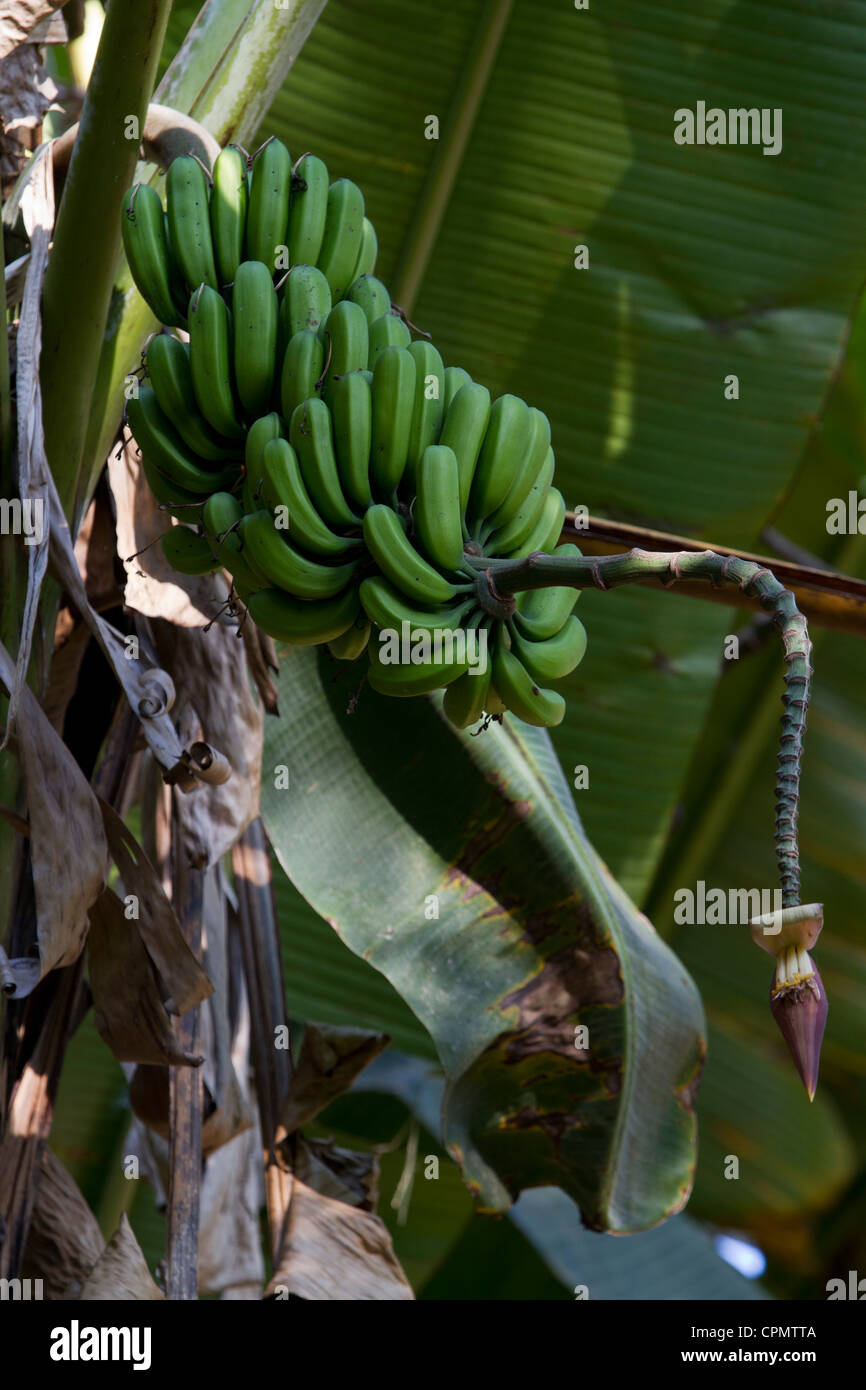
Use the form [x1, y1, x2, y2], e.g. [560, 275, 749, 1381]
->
[237, 360, 586, 727]
[122, 139, 586, 727]
[121, 138, 377, 321]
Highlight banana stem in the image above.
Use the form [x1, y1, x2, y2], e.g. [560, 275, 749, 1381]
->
[476, 546, 812, 908]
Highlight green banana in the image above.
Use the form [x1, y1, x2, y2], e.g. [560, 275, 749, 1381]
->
[244, 411, 286, 504]
[139, 456, 202, 518]
[347, 273, 390, 325]
[188, 285, 244, 438]
[360, 575, 475, 634]
[514, 544, 582, 641]
[163, 211, 191, 323]
[509, 614, 586, 683]
[145, 333, 235, 462]
[321, 299, 369, 398]
[363, 504, 460, 606]
[261, 437, 356, 557]
[246, 136, 292, 271]
[287, 153, 329, 266]
[203, 491, 267, 594]
[241, 510, 358, 599]
[368, 312, 411, 367]
[330, 369, 373, 511]
[438, 381, 491, 514]
[166, 155, 218, 293]
[442, 659, 492, 729]
[327, 616, 371, 660]
[279, 264, 332, 346]
[160, 525, 220, 575]
[404, 340, 445, 489]
[121, 184, 183, 327]
[442, 366, 471, 411]
[209, 144, 248, 286]
[484, 407, 552, 537]
[233, 260, 278, 418]
[414, 445, 465, 574]
[506, 486, 565, 558]
[248, 585, 360, 645]
[370, 346, 416, 498]
[289, 397, 359, 528]
[127, 387, 240, 494]
[317, 179, 365, 300]
[367, 637, 470, 697]
[279, 330, 324, 422]
[349, 216, 378, 281]
[468, 394, 533, 529]
[492, 636, 566, 728]
[487, 447, 555, 555]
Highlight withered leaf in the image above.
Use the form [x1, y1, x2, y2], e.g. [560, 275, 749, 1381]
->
[107, 435, 227, 630]
[264, 1179, 414, 1301]
[149, 619, 263, 869]
[79, 1214, 164, 1301]
[0, 641, 107, 992]
[22, 1148, 105, 1299]
[294, 1136, 378, 1212]
[99, 798, 212, 1015]
[87, 886, 204, 1066]
[0, 2, 68, 59]
[278, 1023, 390, 1139]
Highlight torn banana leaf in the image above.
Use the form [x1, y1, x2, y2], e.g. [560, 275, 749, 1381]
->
[260, 648, 705, 1232]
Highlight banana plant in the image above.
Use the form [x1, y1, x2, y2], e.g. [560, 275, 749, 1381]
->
[2, 0, 865, 1303]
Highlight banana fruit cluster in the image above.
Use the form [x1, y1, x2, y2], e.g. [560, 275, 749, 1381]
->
[122, 143, 587, 729]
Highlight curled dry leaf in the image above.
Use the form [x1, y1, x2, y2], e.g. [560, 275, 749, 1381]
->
[129, 866, 251, 1157]
[0, 2, 68, 59]
[294, 1136, 378, 1212]
[78, 1213, 164, 1301]
[0, 43, 58, 193]
[278, 1023, 390, 1139]
[22, 1148, 105, 1299]
[87, 886, 204, 1067]
[107, 434, 227, 630]
[198, 961, 265, 1297]
[99, 798, 212, 1015]
[264, 1179, 413, 1301]
[0, 642, 107, 993]
[148, 617, 263, 870]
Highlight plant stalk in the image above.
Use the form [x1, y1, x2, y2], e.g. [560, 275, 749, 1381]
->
[39, 0, 173, 527]
[474, 546, 812, 907]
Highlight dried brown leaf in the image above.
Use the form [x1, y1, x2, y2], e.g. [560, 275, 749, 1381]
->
[0, 1, 67, 58]
[278, 1023, 390, 1138]
[265, 1179, 414, 1301]
[199, 966, 265, 1296]
[294, 1136, 379, 1212]
[148, 618, 263, 869]
[99, 798, 212, 1015]
[78, 1213, 164, 1301]
[107, 435, 227, 630]
[0, 642, 107, 993]
[87, 886, 204, 1066]
[22, 1148, 104, 1299]
[0, 45, 58, 191]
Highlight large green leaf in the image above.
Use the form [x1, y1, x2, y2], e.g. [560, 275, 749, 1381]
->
[260, 648, 704, 1230]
